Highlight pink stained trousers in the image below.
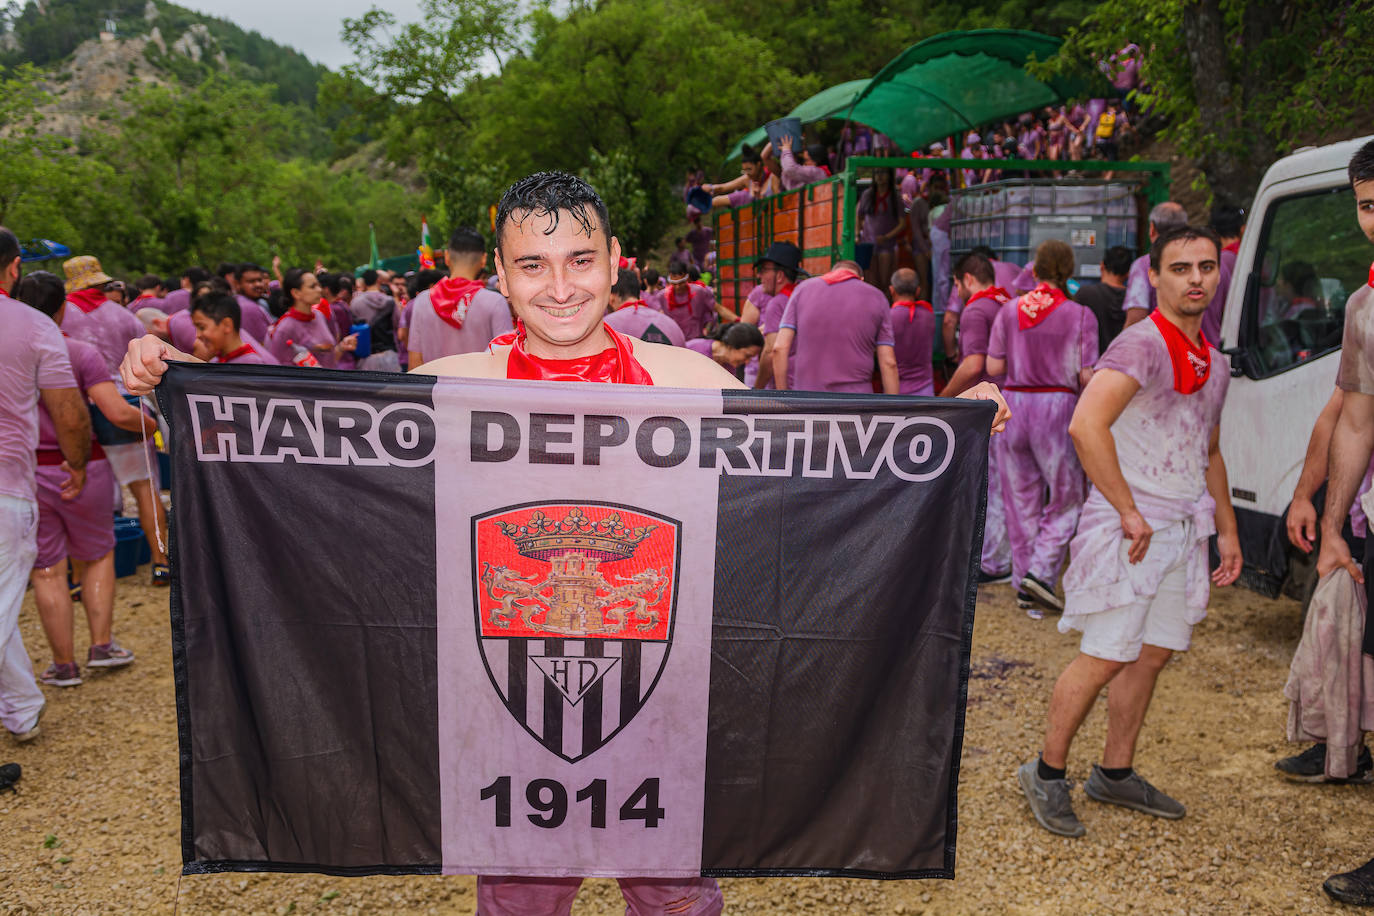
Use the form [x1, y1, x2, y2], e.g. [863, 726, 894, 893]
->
[477, 875, 724, 916]
[999, 390, 1086, 587]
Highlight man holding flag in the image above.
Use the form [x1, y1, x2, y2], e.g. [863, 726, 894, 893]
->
[121, 172, 1009, 912]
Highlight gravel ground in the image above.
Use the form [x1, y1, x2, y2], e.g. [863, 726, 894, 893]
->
[1, 566, 1370, 915]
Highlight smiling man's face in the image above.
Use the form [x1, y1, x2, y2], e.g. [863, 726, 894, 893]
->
[495, 207, 621, 359]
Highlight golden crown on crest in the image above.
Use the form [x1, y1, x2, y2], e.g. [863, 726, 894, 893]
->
[494, 507, 656, 562]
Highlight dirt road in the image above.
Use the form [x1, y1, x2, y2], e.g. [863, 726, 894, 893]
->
[0, 572, 1366, 914]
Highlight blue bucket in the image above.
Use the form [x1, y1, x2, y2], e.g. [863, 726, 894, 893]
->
[113, 517, 147, 578]
[686, 187, 713, 215]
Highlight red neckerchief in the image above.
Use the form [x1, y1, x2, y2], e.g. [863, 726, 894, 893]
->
[272, 306, 316, 331]
[1017, 283, 1068, 329]
[67, 287, 107, 314]
[313, 301, 332, 320]
[893, 299, 933, 322]
[1223, 240, 1241, 254]
[666, 286, 693, 310]
[430, 276, 486, 330]
[967, 286, 1011, 307]
[821, 268, 860, 285]
[493, 321, 655, 385]
[1150, 309, 1211, 394]
[1368, 260, 1374, 288]
[214, 343, 257, 363]
[134, 291, 155, 302]
[777, 282, 797, 298]
[620, 300, 648, 311]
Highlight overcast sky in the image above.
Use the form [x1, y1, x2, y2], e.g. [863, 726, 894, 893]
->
[175, 0, 426, 70]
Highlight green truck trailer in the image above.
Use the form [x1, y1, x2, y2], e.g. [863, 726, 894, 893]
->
[712, 156, 1172, 320]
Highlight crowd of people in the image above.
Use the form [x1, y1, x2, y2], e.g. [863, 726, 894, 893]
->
[4, 133, 1374, 909]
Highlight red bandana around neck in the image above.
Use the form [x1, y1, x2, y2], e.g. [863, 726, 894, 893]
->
[967, 286, 1011, 307]
[1150, 309, 1211, 394]
[1017, 283, 1068, 329]
[1223, 240, 1241, 254]
[67, 287, 108, 314]
[274, 306, 316, 330]
[1368, 260, 1374, 289]
[495, 322, 654, 385]
[620, 300, 648, 311]
[820, 267, 860, 285]
[313, 301, 334, 320]
[893, 299, 933, 322]
[215, 343, 256, 364]
[430, 276, 486, 330]
[665, 286, 694, 310]
[777, 282, 797, 298]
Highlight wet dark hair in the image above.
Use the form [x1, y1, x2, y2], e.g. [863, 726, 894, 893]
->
[183, 266, 212, 285]
[191, 290, 242, 331]
[495, 172, 611, 255]
[0, 227, 18, 273]
[409, 268, 445, 299]
[361, 268, 379, 286]
[215, 261, 238, 281]
[806, 143, 828, 167]
[642, 268, 660, 289]
[740, 143, 762, 166]
[281, 267, 312, 307]
[1210, 204, 1245, 239]
[953, 252, 995, 285]
[14, 270, 65, 317]
[447, 226, 487, 256]
[322, 272, 353, 296]
[1150, 225, 1221, 271]
[1102, 245, 1135, 277]
[970, 245, 998, 260]
[135, 273, 162, 292]
[712, 322, 764, 350]
[235, 262, 266, 281]
[612, 268, 641, 301]
[1350, 139, 1374, 185]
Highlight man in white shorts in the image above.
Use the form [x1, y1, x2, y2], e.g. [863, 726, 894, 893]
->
[1017, 225, 1242, 837]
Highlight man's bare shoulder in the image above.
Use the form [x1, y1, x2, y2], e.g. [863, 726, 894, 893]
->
[632, 340, 747, 390]
[411, 348, 509, 378]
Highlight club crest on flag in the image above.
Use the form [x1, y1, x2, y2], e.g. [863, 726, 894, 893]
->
[472, 501, 680, 763]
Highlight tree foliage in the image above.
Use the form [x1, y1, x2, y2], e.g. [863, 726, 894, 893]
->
[1053, 0, 1374, 205]
[3, 75, 430, 276]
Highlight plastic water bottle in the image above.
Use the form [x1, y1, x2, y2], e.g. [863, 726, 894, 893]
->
[349, 322, 372, 359]
[287, 339, 320, 368]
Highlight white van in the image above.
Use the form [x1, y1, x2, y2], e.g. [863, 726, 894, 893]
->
[1218, 135, 1373, 594]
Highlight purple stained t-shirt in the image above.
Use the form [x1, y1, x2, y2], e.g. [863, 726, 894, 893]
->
[267, 309, 341, 367]
[890, 303, 936, 395]
[857, 188, 902, 249]
[604, 303, 687, 347]
[648, 285, 715, 341]
[235, 294, 272, 342]
[0, 295, 75, 501]
[168, 309, 197, 353]
[1121, 254, 1155, 315]
[162, 288, 191, 315]
[686, 338, 713, 359]
[779, 150, 828, 191]
[1094, 317, 1230, 517]
[958, 293, 1009, 387]
[780, 275, 895, 393]
[408, 286, 515, 362]
[38, 337, 107, 451]
[989, 297, 1099, 390]
[61, 298, 146, 379]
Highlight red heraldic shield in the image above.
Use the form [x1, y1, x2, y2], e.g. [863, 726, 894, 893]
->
[472, 501, 681, 763]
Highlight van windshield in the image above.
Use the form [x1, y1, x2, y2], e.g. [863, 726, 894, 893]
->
[1242, 185, 1366, 377]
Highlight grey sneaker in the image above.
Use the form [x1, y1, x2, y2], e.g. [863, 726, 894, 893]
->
[1017, 760, 1085, 837]
[1084, 765, 1185, 818]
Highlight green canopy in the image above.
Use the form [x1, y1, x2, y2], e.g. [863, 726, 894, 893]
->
[726, 79, 871, 160]
[845, 29, 1101, 153]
